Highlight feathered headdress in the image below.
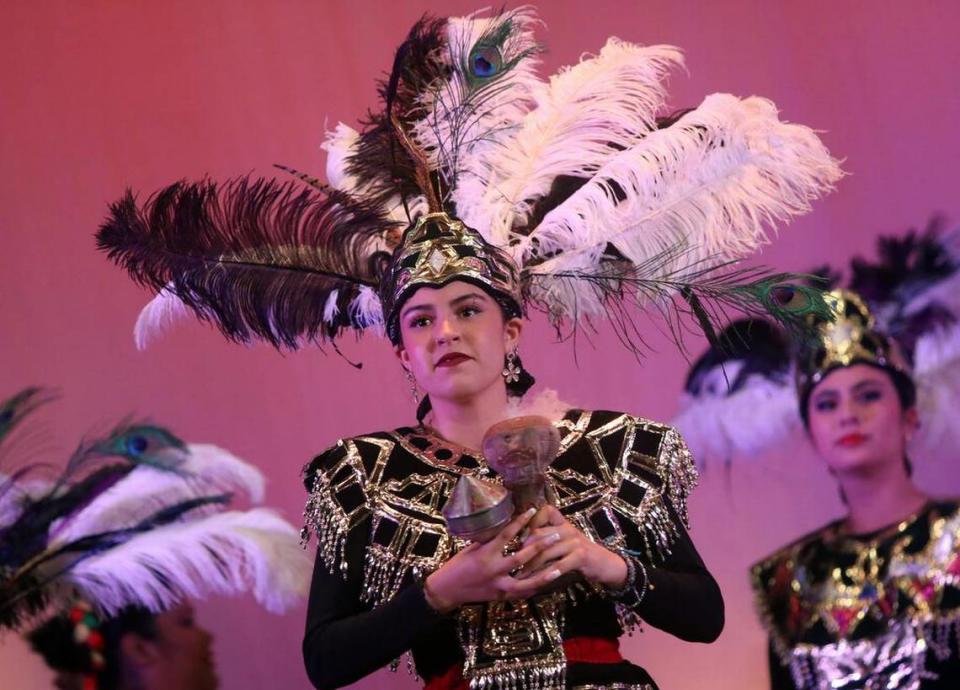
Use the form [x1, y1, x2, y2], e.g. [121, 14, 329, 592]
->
[0, 387, 310, 630]
[674, 217, 960, 467]
[97, 7, 842, 358]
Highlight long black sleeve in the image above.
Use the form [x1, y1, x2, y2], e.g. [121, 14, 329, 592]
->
[302, 526, 445, 690]
[631, 520, 724, 643]
[768, 641, 797, 690]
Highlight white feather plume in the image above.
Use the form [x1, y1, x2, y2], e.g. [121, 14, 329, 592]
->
[349, 286, 384, 331]
[413, 8, 543, 199]
[912, 324, 960, 456]
[133, 284, 191, 350]
[521, 94, 842, 318]
[322, 122, 360, 191]
[0, 476, 50, 529]
[673, 375, 799, 467]
[68, 509, 310, 615]
[322, 289, 340, 325]
[50, 443, 265, 546]
[455, 39, 683, 245]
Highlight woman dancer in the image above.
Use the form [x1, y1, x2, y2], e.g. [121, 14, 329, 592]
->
[299, 223, 723, 689]
[751, 290, 960, 690]
[676, 228, 960, 689]
[94, 8, 840, 687]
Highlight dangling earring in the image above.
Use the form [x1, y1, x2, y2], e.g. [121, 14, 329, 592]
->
[502, 349, 521, 384]
[404, 368, 419, 402]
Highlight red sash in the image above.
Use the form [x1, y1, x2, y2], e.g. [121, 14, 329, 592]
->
[424, 636, 623, 690]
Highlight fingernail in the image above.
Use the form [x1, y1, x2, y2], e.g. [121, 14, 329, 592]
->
[525, 507, 536, 517]
[546, 532, 561, 545]
[547, 569, 562, 581]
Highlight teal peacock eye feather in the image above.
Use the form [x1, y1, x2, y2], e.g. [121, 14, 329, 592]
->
[766, 284, 813, 311]
[770, 283, 828, 314]
[468, 44, 503, 79]
[463, 18, 533, 89]
[94, 425, 186, 466]
[741, 278, 835, 331]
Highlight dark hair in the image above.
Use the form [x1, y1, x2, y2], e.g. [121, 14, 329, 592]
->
[799, 362, 916, 428]
[27, 606, 158, 690]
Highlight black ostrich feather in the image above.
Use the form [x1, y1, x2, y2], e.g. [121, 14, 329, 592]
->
[346, 16, 450, 213]
[683, 318, 791, 396]
[96, 176, 400, 349]
[849, 217, 956, 307]
[848, 217, 958, 356]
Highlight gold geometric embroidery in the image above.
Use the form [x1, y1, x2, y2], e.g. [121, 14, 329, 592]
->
[303, 410, 699, 690]
[751, 502, 960, 689]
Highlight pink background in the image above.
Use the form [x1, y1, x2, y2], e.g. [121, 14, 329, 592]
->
[2, 1, 959, 688]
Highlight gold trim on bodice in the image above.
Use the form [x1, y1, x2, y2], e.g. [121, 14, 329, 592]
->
[302, 409, 698, 689]
[751, 501, 960, 690]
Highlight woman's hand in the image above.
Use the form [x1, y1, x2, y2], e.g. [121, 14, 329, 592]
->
[520, 505, 628, 589]
[423, 508, 568, 613]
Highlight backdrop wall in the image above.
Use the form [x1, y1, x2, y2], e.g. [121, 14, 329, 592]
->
[2, 1, 958, 688]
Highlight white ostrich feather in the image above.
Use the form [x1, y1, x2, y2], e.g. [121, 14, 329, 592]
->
[523, 93, 842, 266]
[322, 122, 360, 191]
[349, 286, 385, 331]
[68, 509, 310, 615]
[912, 325, 960, 455]
[0, 476, 50, 529]
[413, 7, 542, 201]
[133, 284, 191, 350]
[50, 443, 265, 546]
[322, 289, 340, 325]
[522, 94, 842, 319]
[673, 373, 799, 467]
[455, 39, 683, 245]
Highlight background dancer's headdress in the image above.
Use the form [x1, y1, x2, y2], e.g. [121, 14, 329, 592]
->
[675, 217, 960, 467]
[26, 600, 146, 690]
[97, 7, 841, 360]
[0, 387, 310, 631]
[794, 289, 914, 417]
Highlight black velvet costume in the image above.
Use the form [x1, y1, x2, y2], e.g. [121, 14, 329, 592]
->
[752, 500, 960, 690]
[302, 409, 723, 690]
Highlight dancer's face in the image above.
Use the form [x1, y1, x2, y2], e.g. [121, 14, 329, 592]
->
[128, 602, 217, 690]
[806, 364, 917, 477]
[395, 281, 522, 407]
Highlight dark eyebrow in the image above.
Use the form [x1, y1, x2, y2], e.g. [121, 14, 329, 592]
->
[401, 291, 490, 319]
[851, 379, 884, 391]
[401, 303, 434, 319]
[813, 378, 885, 400]
[449, 291, 489, 306]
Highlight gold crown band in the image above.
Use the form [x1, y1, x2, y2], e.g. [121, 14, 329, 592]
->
[381, 213, 523, 343]
[796, 289, 912, 398]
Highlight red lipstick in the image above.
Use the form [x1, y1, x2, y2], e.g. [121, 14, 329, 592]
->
[836, 433, 868, 448]
[435, 353, 471, 368]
